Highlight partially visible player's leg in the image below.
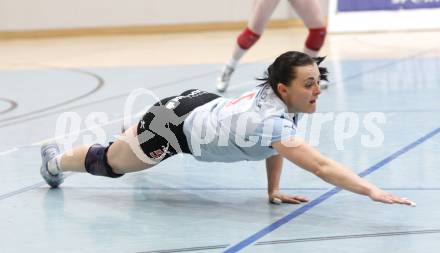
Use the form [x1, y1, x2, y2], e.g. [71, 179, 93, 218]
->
[217, 0, 280, 92]
[289, 0, 326, 57]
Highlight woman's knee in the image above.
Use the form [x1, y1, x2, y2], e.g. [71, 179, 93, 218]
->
[84, 144, 124, 178]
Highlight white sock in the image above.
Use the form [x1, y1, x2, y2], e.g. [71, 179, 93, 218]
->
[303, 47, 319, 57]
[47, 155, 62, 175]
[228, 46, 247, 69]
[227, 58, 239, 70]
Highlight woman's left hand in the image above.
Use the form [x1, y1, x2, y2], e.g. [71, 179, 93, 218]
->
[269, 191, 309, 205]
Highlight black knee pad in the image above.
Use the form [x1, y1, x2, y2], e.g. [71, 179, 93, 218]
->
[85, 144, 123, 178]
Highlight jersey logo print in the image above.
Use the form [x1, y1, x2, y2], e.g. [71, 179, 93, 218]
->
[225, 92, 256, 107]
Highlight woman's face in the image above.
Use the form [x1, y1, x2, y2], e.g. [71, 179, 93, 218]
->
[278, 63, 321, 113]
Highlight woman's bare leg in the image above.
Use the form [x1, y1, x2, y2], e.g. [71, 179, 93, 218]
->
[217, 0, 281, 92]
[58, 125, 155, 174]
[288, 0, 326, 57]
[231, 0, 281, 63]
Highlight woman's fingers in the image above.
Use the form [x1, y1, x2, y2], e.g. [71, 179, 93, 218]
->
[373, 192, 416, 207]
[269, 194, 309, 205]
[396, 196, 416, 206]
[282, 196, 302, 204]
[291, 195, 309, 202]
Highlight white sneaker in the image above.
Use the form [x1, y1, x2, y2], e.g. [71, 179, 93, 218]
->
[40, 143, 64, 188]
[216, 65, 235, 92]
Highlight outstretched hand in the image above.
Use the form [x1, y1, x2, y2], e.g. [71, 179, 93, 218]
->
[269, 191, 309, 205]
[369, 189, 416, 206]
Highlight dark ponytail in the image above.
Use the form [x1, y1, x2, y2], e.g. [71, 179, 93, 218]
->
[258, 51, 328, 97]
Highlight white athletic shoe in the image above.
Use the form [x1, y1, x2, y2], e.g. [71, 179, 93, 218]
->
[216, 65, 235, 93]
[40, 143, 64, 188]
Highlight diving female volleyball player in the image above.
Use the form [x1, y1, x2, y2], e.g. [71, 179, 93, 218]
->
[40, 51, 414, 207]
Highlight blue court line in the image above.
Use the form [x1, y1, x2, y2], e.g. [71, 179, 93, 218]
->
[223, 127, 440, 253]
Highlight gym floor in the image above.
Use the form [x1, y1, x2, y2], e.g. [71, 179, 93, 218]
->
[1, 27, 440, 253]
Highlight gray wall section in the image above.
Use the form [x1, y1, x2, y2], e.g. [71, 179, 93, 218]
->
[0, 0, 328, 31]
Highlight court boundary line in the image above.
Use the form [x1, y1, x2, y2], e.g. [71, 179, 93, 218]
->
[0, 98, 18, 115]
[3, 186, 440, 201]
[0, 68, 104, 128]
[137, 228, 440, 253]
[255, 229, 440, 245]
[0, 173, 73, 201]
[49, 186, 440, 191]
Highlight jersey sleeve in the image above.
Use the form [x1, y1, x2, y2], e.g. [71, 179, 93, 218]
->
[258, 116, 297, 145]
